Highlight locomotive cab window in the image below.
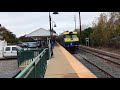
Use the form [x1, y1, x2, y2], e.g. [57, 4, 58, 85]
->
[64, 35, 71, 38]
[72, 35, 77, 38]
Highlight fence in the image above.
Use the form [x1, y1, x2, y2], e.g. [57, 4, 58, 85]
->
[17, 48, 46, 67]
[16, 48, 49, 78]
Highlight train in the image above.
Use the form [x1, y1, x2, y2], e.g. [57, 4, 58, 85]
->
[56, 31, 79, 51]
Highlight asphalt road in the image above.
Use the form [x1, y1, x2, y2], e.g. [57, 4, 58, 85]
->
[0, 59, 18, 78]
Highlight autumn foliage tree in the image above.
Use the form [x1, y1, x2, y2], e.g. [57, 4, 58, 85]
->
[71, 12, 120, 48]
[90, 12, 120, 48]
[90, 13, 108, 46]
[0, 26, 18, 44]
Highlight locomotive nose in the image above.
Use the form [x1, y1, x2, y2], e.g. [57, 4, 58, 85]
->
[71, 38, 73, 40]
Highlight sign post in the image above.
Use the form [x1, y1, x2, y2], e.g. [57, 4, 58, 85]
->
[85, 38, 89, 46]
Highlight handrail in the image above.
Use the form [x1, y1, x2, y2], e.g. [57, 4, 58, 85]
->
[15, 48, 48, 78]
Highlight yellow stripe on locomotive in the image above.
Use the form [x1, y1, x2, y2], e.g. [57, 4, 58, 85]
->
[64, 38, 79, 42]
[63, 31, 78, 35]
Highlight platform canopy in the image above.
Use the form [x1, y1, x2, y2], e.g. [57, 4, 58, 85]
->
[25, 28, 58, 40]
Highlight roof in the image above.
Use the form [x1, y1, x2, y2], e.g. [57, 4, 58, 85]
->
[26, 28, 57, 37]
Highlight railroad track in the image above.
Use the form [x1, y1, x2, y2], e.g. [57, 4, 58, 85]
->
[79, 46, 120, 67]
[77, 53, 115, 78]
[79, 45, 120, 59]
[79, 49, 120, 67]
[72, 45, 120, 78]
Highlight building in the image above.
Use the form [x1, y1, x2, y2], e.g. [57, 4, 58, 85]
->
[25, 28, 57, 48]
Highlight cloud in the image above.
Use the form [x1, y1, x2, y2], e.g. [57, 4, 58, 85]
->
[0, 12, 108, 37]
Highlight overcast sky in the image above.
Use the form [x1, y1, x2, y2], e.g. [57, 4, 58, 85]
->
[0, 12, 108, 37]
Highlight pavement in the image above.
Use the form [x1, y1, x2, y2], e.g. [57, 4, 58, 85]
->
[44, 43, 97, 78]
[44, 44, 79, 78]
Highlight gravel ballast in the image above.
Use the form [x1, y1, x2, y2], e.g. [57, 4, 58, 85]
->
[73, 50, 120, 78]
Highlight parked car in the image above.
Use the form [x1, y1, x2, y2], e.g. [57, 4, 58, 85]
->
[0, 45, 23, 59]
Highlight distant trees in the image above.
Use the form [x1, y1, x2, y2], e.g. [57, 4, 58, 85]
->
[18, 36, 34, 42]
[0, 25, 36, 44]
[74, 26, 94, 45]
[0, 26, 18, 44]
[75, 12, 120, 48]
[81, 27, 93, 45]
[90, 13, 108, 46]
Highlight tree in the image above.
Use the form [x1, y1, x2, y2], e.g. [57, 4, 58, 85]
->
[90, 12, 120, 47]
[81, 27, 93, 45]
[90, 13, 108, 47]
[0, 26, 18, 44]
[18, 36, 34, 42]
[106, 12, 120, 48]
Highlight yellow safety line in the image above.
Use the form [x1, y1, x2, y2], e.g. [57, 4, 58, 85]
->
[57, 43, 97, 78]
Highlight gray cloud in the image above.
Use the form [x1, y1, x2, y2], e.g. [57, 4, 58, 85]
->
[0, 12, 108, 37]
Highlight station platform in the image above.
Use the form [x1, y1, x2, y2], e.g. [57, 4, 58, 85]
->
[44, 43, 97, 78]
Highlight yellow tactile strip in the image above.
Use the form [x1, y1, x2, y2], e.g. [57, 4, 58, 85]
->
[58, 43, 97, 78]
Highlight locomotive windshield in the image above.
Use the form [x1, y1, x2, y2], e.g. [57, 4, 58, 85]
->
[72, 35, 77, 38]
[65, 35, 71, 38]
[64, 34, 77, 38]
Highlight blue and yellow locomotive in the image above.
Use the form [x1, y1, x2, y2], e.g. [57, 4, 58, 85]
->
[57, 31, 79, 51]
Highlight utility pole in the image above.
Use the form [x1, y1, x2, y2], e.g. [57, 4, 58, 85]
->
[48, 12, 59, 58]
[79, 12, 82, 45]
[74, 14, 76, 30]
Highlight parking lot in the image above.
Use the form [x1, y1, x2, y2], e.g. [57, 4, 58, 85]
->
[0, 59, 18, 78]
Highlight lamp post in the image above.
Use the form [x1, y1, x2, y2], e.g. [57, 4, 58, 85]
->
[51, 21, 57, 39]
[52, 21, 57, 48]
[0, 24, 1, 27]
[0, 24, 2, 39]
[49, 12, 59, 57]
[52, 21, 56, 33]
[49, 12, 52, 41]
[79, 12, 82, 45]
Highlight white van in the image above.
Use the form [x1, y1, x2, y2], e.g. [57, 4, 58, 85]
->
[3, 45, 23, 58]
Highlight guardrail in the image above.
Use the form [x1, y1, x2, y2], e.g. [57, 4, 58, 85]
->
[15, 48, 49, 78]
[17, 48, 44, 67]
